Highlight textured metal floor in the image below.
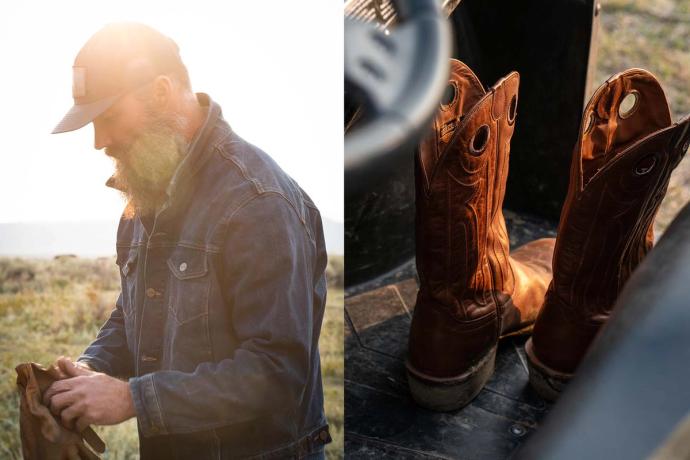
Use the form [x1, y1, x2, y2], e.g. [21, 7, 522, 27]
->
[344, 211, 557, 459]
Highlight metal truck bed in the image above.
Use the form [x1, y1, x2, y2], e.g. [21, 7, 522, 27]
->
[344, 211, 557, 459]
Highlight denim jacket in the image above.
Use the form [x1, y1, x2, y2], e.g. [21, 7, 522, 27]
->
[78, 94, 331, 459]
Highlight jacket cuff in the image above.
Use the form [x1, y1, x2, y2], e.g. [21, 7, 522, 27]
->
[129, 373, 167, 437]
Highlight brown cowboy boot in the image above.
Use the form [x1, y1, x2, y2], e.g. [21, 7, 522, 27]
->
[406, 59, 555, 411]
[525, 68, 690, 401]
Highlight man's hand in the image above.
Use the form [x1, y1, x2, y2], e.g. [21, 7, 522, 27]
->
[52, 357, 93, 379]
[42, 357, 136, 432]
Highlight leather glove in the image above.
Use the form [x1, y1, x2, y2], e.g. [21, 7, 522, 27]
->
[16, 362, 106, 460]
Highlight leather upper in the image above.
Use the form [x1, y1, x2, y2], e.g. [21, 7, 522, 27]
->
[531, 68, 690, 374]
[408, 60, 554, 378]
[415, 60, 522, 321]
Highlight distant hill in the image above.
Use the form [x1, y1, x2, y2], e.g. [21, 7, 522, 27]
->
[321, 217, 344, 254]
[0, 218, 343, 257]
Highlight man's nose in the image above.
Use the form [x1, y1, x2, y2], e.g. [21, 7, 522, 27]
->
[93, 124, 111, 151]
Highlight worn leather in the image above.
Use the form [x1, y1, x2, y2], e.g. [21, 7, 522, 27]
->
[407, 59, 555, 379]
[15, 362, 106, 460]
[529, 68, 690, 376]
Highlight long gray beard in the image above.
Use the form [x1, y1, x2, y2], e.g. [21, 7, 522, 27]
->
[110, 118, 189, 218]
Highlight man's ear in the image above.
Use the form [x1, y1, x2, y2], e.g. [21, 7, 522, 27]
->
[151, 75, 175, 110]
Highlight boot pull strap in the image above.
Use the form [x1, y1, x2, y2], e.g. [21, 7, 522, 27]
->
[417, 59, 486, 191]
[490, 71, 519, 123]
[582, 68, 671, 151]
[578, 68, 672, 187]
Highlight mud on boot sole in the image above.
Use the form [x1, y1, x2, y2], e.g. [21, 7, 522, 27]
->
[405, 346, 497, 411]
[524, 337, 573, 402]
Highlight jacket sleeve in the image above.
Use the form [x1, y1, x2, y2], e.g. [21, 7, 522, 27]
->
[77, 291, 135, 378]
[128, 192, 325, 436]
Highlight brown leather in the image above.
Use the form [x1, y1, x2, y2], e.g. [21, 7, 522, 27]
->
[407, 59, 555, 379]
[16, 362, 106, 460]
[529, 68, 690, 376]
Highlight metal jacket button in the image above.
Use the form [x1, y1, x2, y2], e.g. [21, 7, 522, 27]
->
[146, 287, 158, 298]
[179, 262, 188, 272]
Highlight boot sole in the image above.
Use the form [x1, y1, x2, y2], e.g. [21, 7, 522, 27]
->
[524, 337, 573, 402]
[405, 346, 497, 411]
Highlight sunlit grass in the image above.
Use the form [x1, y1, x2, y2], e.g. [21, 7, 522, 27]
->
[0, 256, 344, 459]
[322, 286, 344, 460]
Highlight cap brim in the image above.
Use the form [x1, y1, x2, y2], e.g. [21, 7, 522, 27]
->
[51, 95, 120, 134]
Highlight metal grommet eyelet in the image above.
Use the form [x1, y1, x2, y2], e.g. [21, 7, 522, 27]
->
[634, 155, 656, 176]
[469, 124, 490, 155]
[618, 90, 640, 119]
[440, 82, 457, 110]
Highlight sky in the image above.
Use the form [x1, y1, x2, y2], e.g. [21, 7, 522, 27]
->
[0, 1, 343, 224]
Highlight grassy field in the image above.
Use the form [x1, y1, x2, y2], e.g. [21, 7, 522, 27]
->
[0, 255, 343, 459]
[596, 0, 690, 232]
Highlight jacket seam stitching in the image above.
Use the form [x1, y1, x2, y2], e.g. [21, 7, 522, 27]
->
[222, 191, 315, 245]
[149, 373, 167, 435]
[220, 150, 264, 195]
[210, 128, 234, 151]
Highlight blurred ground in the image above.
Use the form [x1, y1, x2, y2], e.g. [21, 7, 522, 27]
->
[595, 0, 690, 233]
[0, 255, 344, 459]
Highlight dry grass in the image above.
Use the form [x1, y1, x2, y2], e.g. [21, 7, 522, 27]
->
[0, 256, 343, 459]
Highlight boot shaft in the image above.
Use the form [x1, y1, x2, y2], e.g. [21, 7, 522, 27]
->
[415, 59, 520, 317]
[552, 69, 689, 317]
[526, 69, 690, 389]
[408, 61, 555, 405]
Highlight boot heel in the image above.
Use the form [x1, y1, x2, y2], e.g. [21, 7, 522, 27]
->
[406, 346, 496, 411]
[524, 338, 572, 401]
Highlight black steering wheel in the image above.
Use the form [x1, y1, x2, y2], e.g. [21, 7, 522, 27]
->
[344, 0, 452, 288]
[345, 0, 452, 188]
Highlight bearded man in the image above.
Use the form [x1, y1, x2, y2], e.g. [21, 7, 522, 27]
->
[43, 22, 331, 459]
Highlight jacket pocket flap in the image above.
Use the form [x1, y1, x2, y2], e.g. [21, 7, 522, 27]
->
[167, 248, 209, 280]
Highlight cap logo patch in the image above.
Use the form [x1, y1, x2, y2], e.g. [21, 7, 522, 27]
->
[72, 67, 86, 98]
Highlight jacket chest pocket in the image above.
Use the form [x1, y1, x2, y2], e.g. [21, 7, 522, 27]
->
[167, 247, 211, 325]
[116, 249, 139, 319]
